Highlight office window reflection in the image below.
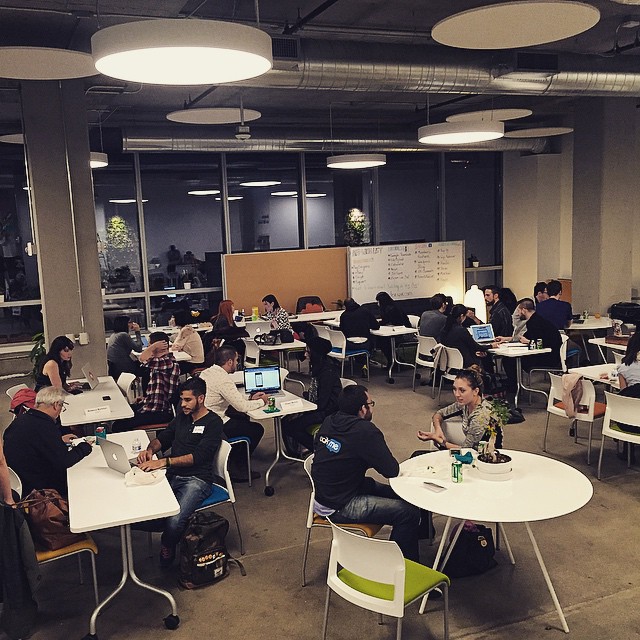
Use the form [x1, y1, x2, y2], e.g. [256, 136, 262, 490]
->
[94, 154, 143, 294]
[227, 153, 300, 252]
[305, 155, 336, 247]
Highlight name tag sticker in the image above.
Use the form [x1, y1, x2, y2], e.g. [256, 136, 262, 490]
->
[192, 425, 205, 434]
[281, 398, 304, 411]
[84, 406, 111, 419]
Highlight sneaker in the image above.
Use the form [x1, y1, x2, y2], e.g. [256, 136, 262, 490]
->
[361, 365, 368, 379]
[160, 544, 175, 568]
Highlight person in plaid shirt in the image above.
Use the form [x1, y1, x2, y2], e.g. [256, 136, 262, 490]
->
[113, 331, 180, 432]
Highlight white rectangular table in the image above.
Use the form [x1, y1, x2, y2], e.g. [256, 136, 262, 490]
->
[390, 450, 593, 633]
[489, 345, 552, 408]
[569, 363, 620, 389]
[289, 310, 343, 323]
[62, 376, 134, 427]
[370, 326, 418, 383]
[68, 431, 180, 636]
[568, 317, 613, 362]
[247, 389, 316, 495]
[254, 338, 307, 369]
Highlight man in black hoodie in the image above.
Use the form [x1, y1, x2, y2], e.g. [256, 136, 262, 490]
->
[311, 384, 420, 561]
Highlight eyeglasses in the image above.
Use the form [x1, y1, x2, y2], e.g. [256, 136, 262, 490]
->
[366, 400, 375, 407]
[57, 401, 68, 412]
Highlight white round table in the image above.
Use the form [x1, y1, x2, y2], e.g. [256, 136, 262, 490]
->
[390, 450, 593, 633]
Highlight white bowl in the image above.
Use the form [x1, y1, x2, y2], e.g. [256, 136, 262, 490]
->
[476, 454, 512, 480]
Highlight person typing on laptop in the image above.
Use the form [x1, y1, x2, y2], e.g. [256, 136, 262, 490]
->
[199, 345, 265, 482]
[136, 377, 223, 568]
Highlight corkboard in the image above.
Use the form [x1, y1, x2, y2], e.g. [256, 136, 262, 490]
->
[223, 248, 348, 314]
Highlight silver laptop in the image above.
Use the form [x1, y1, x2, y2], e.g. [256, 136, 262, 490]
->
[246, 320, 272, 339]
[81, 363, 100, 389]
[98, 438, 138, 474]
[243, 365, 285, 397]
[469, 323, 496, 344]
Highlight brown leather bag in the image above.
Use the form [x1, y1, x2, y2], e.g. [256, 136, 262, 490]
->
[18, 488, 85, 551]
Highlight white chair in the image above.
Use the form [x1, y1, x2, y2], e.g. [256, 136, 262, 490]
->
[301, 455, 382, 587]
[326, 329, 369, 380]
[8, 466, 22, 498]
[597, 391, 640, 480]
[195, 440, 245, 554]
[6, 383, 28, 401]
[314, 325, 331, 341]
[613, 352, 623, 367]
[322, 521, 450, 640]
[412, 337, 441, 397]
[527, 333, 569, 385]
[407, 315, 420, 329]
[543, 373, 605, 464]
[437, 346, 464, 405]
[242, 338, 261, 368]
[116, 372, 137, 403]
[340, 377, 357, 389]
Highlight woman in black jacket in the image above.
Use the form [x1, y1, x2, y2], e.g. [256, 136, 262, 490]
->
[282, 337, 342, 456]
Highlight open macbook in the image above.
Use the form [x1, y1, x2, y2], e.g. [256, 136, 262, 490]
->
[98, 438, 138, 474]
[469, 323, 496, 344]
[243, 365, 284, 397]
[81, 363, 101, 389]
[245, 320, 272, 339]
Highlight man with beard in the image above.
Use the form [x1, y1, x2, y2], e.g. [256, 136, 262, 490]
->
[484, 286, 513, 338]
[311, 385, 421, 562]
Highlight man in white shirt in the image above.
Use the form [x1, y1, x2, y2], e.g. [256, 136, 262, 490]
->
[199, 345, 265, 481]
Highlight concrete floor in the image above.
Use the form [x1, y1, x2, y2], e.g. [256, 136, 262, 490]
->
[2, 363, 640, 640]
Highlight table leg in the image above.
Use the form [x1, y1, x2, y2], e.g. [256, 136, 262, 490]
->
[514, 356, 548, 409]
[525, 521, 570, 633]
[498, 523, 516, 565]
[83, 525, 179, 639]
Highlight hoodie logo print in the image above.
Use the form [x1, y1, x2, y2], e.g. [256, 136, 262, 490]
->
[319, 435, 341, 454]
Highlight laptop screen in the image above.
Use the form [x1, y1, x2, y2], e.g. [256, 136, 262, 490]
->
[243, 366, 281, 394]
[470, 324, 495, 342]
[81, 363, 100, 389]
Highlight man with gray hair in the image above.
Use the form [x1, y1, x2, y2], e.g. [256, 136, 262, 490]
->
[4, 386, 93, 496]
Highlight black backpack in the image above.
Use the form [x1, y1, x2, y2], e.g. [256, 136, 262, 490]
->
[178, 510, 245, 589]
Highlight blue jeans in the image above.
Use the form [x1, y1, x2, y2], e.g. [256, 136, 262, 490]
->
[161, 475, 211, 548]
[330, 478, 420, 562]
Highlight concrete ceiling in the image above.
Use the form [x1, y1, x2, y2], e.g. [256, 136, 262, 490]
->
[0, 0, 639, 150]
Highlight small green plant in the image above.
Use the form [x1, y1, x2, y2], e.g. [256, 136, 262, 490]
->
[344, 208, 369, 246]
[29, 331, 46, 381]
[484, 398, 509, 460]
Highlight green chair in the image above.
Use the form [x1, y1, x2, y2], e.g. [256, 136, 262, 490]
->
[322, 521, 450, 640]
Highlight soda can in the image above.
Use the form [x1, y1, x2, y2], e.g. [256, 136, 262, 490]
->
[95, 425, 107, 440]
[268, 396, 276, 410]
[537, 339, 543, 350]
[451, 461, 463, 483]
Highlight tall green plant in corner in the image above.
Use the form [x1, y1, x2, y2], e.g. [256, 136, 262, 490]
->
[30, 332, 46, 382]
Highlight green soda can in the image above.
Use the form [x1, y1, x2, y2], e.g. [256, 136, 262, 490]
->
[268, 396, 276, 410]
[451, 460, 463, 483]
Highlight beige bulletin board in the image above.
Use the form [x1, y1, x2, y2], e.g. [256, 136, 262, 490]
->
[223, 247, 348, 314]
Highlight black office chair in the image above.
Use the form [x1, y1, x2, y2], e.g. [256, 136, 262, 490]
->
[295, 296, 325, 313]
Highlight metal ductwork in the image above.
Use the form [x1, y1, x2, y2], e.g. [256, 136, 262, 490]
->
[123, 134, 548, 154]
[258, 40, 640, 97]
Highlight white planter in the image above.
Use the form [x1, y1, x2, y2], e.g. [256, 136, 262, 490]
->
[476, 454, 512, 480]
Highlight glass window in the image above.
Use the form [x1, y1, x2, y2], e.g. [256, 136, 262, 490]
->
[103, 297, 146, 333]
[445, 152, 501, 269]
[149, 292, 221, 328]
[140, 153, 224, 290]
[93, 154, 144, 294]
[227, 153, 300, 252]
[0, 143, 40, 303]
[378, 153, 439, 244]
[0, 303, 43, 343]
[305, 154, 336, 247]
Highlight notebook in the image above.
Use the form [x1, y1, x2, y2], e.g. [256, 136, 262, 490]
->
[98, 439, 138, 474]
[243, 365, 284, 397]
[81, 363, 101, 389]
[469, 324, 495, 344]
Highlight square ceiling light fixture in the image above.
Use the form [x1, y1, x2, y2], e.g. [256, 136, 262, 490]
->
[92, 19, 272, 85]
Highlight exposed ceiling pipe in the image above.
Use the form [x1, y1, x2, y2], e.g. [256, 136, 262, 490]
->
[249, 40, 640, 97]
[122, 133, 548, 154]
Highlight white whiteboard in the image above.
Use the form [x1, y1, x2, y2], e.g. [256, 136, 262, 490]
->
[348, 241, 465, 304]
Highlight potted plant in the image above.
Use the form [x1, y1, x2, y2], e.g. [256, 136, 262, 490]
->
[29, 331, 46, 382]
[468, 254, 480, 268]
[476, 398, 512, 478]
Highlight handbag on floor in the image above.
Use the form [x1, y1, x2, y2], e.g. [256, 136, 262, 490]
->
[442, 521, 497, 578]
[18, 488, 85, 551]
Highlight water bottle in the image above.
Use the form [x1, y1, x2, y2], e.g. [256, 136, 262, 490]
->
[151, 319, 157, 329]
[132, 436, 141, 453]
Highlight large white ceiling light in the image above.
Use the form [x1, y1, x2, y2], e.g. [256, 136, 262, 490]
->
[92, 19, 273, 85]
[418, 121, 504, 145]
[327, 154, 386, 169]
[90, 152, 109, 168]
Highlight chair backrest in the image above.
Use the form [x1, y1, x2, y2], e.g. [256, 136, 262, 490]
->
[327, 329, 346, 356]
[550, 373, 599, 420]
[116, 372, 137, 402]
[296, 296, 325, 313]
[547, 372, 564, 411]
[327, 521, 406, 617]
[416, 336, 438, 366]
[613, 352, 624, 367]
[315, 325, 331, 341]
[213, 440, 236, 502]
[407, 314, 420, 329]
[340, 378, 357, 389]
[303, 454, 317, 527]
[7, 467, 22, 499]
[442, 346, 464, 375]
[6, 383, 28, 400]
[243, 338, 260, 367]
[559, 333, 569, 372]
[603, 391, 640, 433]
